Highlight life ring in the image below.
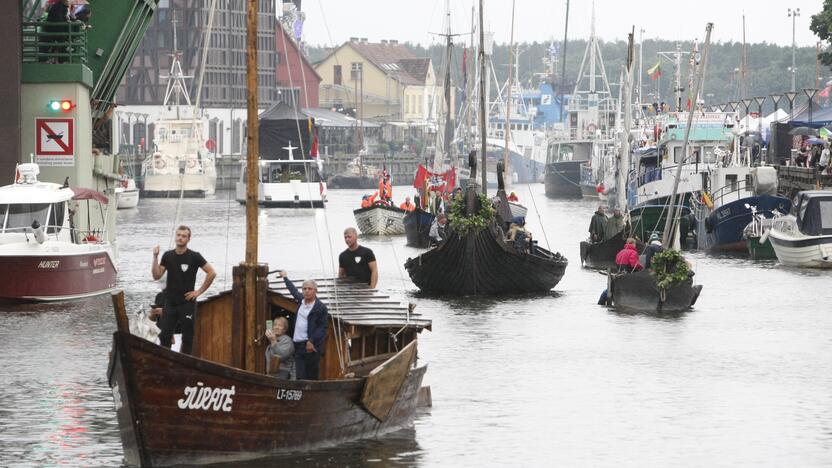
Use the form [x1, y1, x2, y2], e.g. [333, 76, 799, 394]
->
[154, 158, 166, 170]
[187, 159, 197, 169]
[586, 122, 598, 134]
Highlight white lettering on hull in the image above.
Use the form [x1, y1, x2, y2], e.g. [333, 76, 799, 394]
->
[177, 382, 235, 412]
[275, 388, 303, 401]
[37, 260, 60, 269]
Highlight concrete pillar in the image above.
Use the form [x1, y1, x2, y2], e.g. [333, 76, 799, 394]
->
[0, 3, 21, 179]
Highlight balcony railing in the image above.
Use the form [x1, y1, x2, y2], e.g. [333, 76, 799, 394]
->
[21, 21, 87, 65]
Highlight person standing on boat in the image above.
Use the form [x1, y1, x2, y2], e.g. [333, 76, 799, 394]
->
[400, 196, 416, 211]
[588, 205, 608, 243]
[604, 208, 625, 240]
[277, 271, 328, 380]
[339, 227, 378, 288]
[151, 226, 217, 355]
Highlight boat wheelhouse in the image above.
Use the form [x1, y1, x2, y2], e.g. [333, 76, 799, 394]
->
[768, 190, 832, 268]
[236, 158, 327, 208]
[142, 119, 217, 198]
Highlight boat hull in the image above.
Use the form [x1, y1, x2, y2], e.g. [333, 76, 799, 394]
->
[143, 174, 214, 198]
[699, 195, 791, 253]
[0, 249, 117, 301]
[746, 236, 777, 260]
[235, 181, 327, 209]
[579, 230, 629, 270]
[116, 189, 140, 209]
[354, 205, 407, 235]
[108, 332, 426, 467]
[404, 226, 568, 295]
[404, 209, 434, 248]
[544, 161, 583, 199]
[768, 231, 832, 268]
[629, 203, 692, 243]
[609, 270, 702, 313]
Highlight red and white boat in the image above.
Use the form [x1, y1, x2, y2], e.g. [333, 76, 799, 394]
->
[0, 164, 117, 301]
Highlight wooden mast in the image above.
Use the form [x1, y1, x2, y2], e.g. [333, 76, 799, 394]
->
[478, 0, 487, 194]
[502, 0, 516, 187]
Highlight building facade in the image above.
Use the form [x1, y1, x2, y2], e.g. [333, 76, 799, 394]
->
[315, 39, 445, 124]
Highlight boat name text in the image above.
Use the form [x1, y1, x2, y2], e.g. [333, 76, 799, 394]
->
[177, 382, 235, 412]
[275, 388, 303, 401]
[38, 260, 60, 269]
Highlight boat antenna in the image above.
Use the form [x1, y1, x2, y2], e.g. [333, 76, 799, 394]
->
[478, 0, 487, 194]
[661, 23, 713, 247]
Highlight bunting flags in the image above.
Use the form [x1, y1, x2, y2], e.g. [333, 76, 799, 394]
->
[647, 61, 662, 80]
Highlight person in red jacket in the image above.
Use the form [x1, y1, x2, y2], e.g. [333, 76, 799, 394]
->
[614, 237, 643, 272]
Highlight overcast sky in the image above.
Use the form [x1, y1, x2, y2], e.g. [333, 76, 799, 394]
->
[300, 0, 824, 48]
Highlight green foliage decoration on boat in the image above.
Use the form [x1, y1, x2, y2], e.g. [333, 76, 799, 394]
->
[649, 249, 691, 290]
[448, 193, 495, 237]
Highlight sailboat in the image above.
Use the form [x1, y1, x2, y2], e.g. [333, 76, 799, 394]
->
[404, 0, 567, 295]
[107, 5, 431, 465]
[605, 26, 708, 313]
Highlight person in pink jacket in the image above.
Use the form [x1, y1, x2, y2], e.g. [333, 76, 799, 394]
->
[615, 238, 643, 272]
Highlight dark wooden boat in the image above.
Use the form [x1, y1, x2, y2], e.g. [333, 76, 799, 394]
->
[579, 230, 630, 270]
[109, 274, 432, 467]
[404, 160, 568, 295]
[107, 9, 432, 465]
[607, 270, 702, 313]
[403, 208, 434, 248]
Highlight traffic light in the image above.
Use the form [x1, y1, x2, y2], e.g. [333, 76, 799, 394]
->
[48, 100, 74, 112]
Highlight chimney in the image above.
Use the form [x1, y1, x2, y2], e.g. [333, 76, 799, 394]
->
[390, 39, 398, 45]
[360, 37, 368, 43]
[381, 39, 388, 45]
[349, 37, 358, 43]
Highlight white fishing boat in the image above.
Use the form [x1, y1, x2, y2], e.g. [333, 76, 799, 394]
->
[768, 190, 832, 268]
[353, 204, 407, 235]
[140, 21, 216, 198]
[0, 164, 116, 301]
[115, 177, 139, 209]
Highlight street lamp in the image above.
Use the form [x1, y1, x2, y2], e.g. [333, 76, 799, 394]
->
[783, 91, 799, 119]
[803, 88, 818, 122]
[770, 93, 783, 112]
[788, 7, 801, 92]
[754, 96, 766, 135]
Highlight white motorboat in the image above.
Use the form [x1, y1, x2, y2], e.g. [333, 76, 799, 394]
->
[115, 177, 139, 209]
[0, 164, 116, 301]
[768, 190, 832, 268]
[236, 156, 327, 208]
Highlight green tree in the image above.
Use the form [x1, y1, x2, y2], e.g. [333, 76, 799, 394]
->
[811, 0, 832, 68]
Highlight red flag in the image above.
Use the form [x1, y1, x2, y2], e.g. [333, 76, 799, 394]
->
[310, 134, 318, 158]
[413, 165, 456, 193]
[14, 165, 20, 184]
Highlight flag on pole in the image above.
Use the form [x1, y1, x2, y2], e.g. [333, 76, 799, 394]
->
[647, 61, 662, 80]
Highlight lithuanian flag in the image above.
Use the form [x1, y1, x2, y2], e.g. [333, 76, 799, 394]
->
[647, 61, 662, 80]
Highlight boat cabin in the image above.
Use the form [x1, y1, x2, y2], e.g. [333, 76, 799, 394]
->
[236, 159, 327, 207]
[190, 272, 431, 380]
[793, 191, 832, 236]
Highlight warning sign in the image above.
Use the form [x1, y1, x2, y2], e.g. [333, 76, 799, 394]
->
[35, 118, 74, 166]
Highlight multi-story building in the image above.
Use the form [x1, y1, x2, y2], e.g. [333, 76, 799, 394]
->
[315, 39, 446, 124]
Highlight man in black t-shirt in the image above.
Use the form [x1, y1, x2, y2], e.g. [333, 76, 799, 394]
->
[338, 227, 378, 288]
[152, 225, 216, 354]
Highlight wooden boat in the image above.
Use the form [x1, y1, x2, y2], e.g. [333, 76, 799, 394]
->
[107, 6, 431, 465]
[579, 230, 631, 270]
[353, 204, 407, 235]
[405, 165, 567, 295]
[403, 208, 434, 248]
[108, 276, 431, 466]
[607, 269, 702, 313]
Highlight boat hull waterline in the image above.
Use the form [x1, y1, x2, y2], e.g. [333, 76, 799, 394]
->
[354, 205, 407, 235]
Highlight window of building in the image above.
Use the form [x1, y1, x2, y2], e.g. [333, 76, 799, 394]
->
[334, 65, 342, 85]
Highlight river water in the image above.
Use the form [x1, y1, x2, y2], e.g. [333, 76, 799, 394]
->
[1, 184, 831, 467]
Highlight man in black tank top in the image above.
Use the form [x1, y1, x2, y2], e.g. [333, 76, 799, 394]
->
[152, 225, 216, 354]
[338, 227, 378, 288]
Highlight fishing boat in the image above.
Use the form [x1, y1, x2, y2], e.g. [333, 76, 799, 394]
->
[353, 203, 407, 235]
[140, 22, 216, 198]
[0, 163, 116, 301]
[108, 5, 431, 465]
[115, 177, 140, 209]
[768, 190, 832, 268]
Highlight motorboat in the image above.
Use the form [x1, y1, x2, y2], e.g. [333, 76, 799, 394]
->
[142, 118, 217, 198]
[768, 190, 832, 268]
[236, 156, 327, 208]
[0, 163, 116, 301]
